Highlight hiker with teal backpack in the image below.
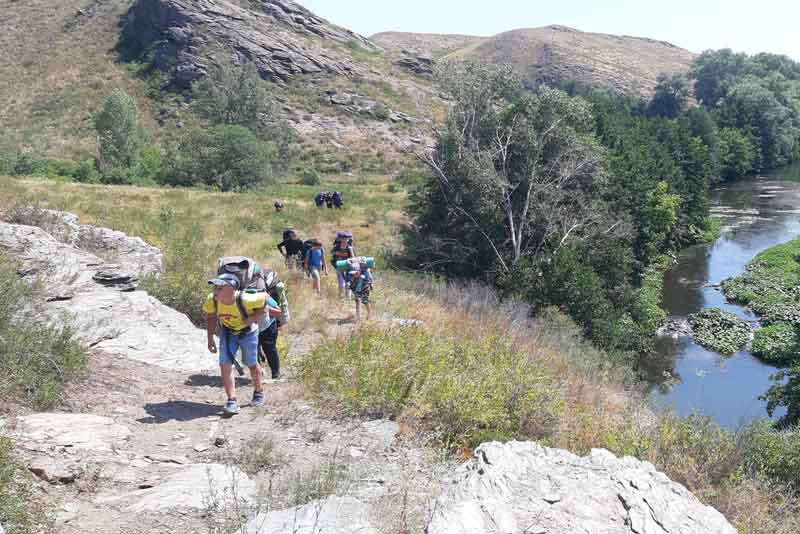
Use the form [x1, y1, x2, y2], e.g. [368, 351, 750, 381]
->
[204, 273, 281, 415]
[348, 262, 373, 321]
[331, 230, 355, 299]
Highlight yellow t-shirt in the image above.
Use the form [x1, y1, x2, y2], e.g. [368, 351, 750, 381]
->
[202, 291, 267, 332]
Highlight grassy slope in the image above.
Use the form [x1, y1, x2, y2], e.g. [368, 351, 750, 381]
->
[0, 0, 146, 157]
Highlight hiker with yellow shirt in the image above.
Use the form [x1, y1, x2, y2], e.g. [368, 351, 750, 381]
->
[203, 273, 281, 415]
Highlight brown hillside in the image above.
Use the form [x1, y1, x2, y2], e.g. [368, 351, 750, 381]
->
[449, 25, 696, 97]
[370, 31, 487, 59]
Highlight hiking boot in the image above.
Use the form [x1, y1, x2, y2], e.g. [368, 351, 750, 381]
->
[271, 371, 281, 380]
[223, 398, 240, 415]
[252, 390, 265, 407]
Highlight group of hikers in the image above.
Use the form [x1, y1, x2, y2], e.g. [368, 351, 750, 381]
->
[314, 191, 344, 209]
[204, 229, 373, 415]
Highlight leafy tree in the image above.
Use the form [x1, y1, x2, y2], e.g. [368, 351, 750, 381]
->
[690, 49, 751, 107]
[94, 89, 144, 170]
[194, 62, 275, 133]
[762, 363, 800, 428]
[164, 125, 277, 191]
[717, 127, 755, 180]
[647, 73, 689, 118]
[410, 61, 611, 277]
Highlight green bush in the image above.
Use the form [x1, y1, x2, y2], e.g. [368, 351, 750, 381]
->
[297, 325, 563, 448]
[0, 437, 33, 533]
[164, 125, 278, 191]
[0, 253, 87, 409]
[752, 324, 799, 364]
[742, 420, 800, 487]
[300, 167, 321, 186]
[94, 89, 144, 170]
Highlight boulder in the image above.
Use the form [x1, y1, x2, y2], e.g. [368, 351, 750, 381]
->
[245, 496, 379, 534]
[99, 463, 255, 513]
[427, 441, 736, 534]
[0, 221, 214, 372]
[15, 414, 131, 453]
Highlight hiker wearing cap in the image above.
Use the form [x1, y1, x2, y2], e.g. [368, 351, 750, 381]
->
[304, 239, 328, 295]
[203, 273, 281, 415]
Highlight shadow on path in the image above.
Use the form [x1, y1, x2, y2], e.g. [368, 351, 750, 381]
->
[138, 401, 221, 423]
[185, 374, 252, 388]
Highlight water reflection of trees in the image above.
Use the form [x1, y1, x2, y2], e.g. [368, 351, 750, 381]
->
[661, 246, 710, 316]
[638, 336, 683, 395]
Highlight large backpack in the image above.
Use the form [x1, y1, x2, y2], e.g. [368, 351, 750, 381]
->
[332, 191, 343, 208]
[282, 228, 297, 242]
[314, 192, 326, 207]
[217, 256, 266, 292]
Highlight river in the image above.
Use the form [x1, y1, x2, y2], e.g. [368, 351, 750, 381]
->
[642, 164, 800, 429]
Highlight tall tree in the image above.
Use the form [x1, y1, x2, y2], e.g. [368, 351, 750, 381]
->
[94, 89, 144, 170]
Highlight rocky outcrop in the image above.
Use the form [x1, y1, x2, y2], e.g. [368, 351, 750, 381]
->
[100, 463, 256, 512]
[15, 414, 132, 453]
[427, 441, 736, 534]
[122, 0, 380, 87]
[245, 496, 379, 534]
[0, 219, 213, 371]
[396, 54, 434, 78]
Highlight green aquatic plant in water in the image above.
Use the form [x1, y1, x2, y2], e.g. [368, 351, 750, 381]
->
[689, 308, 751, 355]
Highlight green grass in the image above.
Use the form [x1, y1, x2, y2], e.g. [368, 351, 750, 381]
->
[0, 437, 34, 534]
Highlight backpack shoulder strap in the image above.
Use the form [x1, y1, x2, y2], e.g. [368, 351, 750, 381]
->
[235, 291, 249, 322]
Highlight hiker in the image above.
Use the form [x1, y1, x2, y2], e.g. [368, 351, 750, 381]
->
[331, 230, 355, 299]
[332, 191, 343, 209]
[260, 269, 290, 380]
[314, 192, 326, 208]
[348, 262, 373, 321]
[304, 239, 327, 294]
[274, 201, 284, 213]
[204, 273, 281, 415]
[277, 228, 304, 271]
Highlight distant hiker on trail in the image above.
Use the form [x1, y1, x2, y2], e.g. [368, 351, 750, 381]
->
[332, 191, 343, 209]
[204, 273, 281, 415]
[331, 230, 355, 299]
[274, 201, 284, 213]
[277, 228, 304, 271]
[304, 239, 327, 294]
[314, 192, 327, 208]
[325, 192, 334, 209]
[349, 262, 373, 321]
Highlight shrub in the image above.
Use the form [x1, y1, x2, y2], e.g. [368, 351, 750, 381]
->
[300, 167, 321, 186]
[164, 125, 278, 191]
[0, 437, 33, 533]
[741, 420, 800, 487]
[298, 325, 564, 448]
[0, 253, 88, 409]
[194, 62, 275, 134]
[94, 89, 145, 170]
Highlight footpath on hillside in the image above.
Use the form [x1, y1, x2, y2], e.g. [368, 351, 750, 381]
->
[0, 211, 736, 534]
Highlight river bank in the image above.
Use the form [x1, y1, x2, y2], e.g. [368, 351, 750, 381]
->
[643, 170, 800, 428]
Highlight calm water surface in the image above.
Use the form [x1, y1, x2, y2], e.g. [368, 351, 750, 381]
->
[643, 164, 800, 429]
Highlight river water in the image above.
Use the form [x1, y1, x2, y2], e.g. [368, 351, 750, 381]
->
[642, 164, 800, 429]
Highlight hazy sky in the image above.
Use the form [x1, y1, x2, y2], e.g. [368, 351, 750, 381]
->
[297, 0, 800, 60]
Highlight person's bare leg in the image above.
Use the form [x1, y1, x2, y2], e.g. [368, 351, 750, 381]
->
[248, 365, 263, 392]
[365, 303, 371, 320]
[355, 299, 361, 322]
[220, 363, 235, 399]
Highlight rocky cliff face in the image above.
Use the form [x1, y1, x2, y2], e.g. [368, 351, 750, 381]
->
[121, 0, 379, 87]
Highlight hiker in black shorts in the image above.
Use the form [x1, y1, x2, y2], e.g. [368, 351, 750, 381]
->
[277, 229, 304, 271]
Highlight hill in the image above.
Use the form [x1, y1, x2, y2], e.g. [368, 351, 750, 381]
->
[447, 25, 696, 97]
[1, 1, 693, 169]
[370, 31, 487, 59]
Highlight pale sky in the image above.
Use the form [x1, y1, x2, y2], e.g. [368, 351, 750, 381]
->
[297, 0, 800, 60]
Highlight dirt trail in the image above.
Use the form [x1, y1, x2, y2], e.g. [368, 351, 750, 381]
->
[7, 309, 446, 534]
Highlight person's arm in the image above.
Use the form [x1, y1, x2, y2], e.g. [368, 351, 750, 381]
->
[322, 249, 328, 274]
[348, 245, 356, 257]
[206, 313, 217, 353]
[277, 240, 287, 257]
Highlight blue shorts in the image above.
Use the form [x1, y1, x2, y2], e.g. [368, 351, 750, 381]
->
[218, 327, 259, 368]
